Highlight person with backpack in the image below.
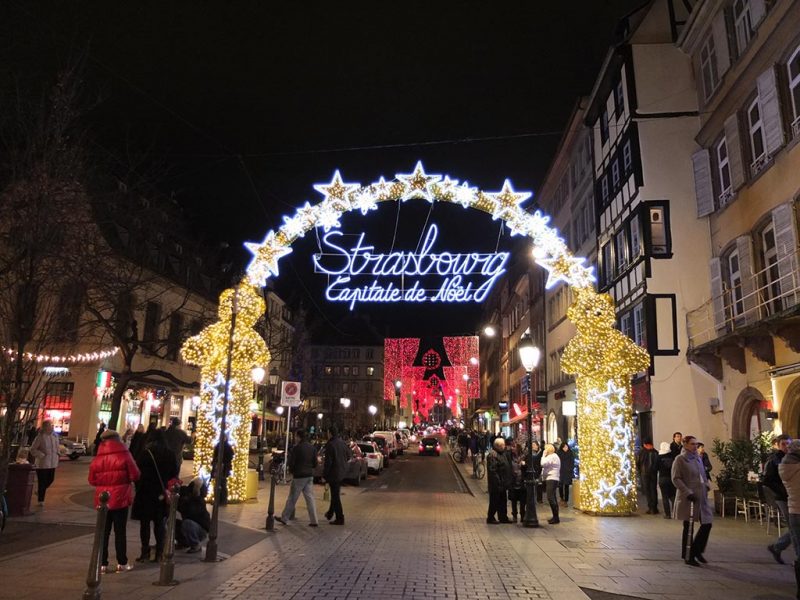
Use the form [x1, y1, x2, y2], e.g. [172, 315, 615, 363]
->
[764, 434, 791, 564]
[637, 439, 660, 515]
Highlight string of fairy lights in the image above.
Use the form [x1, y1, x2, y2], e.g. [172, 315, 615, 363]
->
[180, 161, 650, 514]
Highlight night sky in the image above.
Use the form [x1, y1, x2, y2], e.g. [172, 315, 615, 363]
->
[3, 1, 644, 339]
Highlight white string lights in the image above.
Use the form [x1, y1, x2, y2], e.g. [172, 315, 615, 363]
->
[3, 346, 120, 364]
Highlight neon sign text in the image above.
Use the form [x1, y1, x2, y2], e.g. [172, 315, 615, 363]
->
[313, 224, 510, 309]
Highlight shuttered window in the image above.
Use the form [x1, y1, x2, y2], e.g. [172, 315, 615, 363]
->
[709, 257, 726, 332]
[716, 137, 732, 204]
[789, 45, 800, 135]
[724, 113, 745, 190]
[711, 11, 730, 78]
[747, 96, 767, 174]
[773, 203, 799, 310]
[756, 67, 785, 155]
[700, 35, 719, 100]
[733, 0, 753, 55]
[692, 148, 715, 217]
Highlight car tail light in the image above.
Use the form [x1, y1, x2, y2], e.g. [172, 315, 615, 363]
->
[419, 444, 424, 452]
[368, 453, 377, 458]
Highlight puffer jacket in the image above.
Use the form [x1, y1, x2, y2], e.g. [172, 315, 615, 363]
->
[541, 453, 561, 482]
[88, 439, 141, 510]
[30, 432, 61, 469]
[779, 450, 800, 514]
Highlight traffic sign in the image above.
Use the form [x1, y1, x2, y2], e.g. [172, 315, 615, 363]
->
[280, 381, 302, 407]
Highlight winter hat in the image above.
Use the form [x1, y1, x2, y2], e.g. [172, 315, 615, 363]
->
[789, 439, 800, 455]
[100, 429, 120, 441]
[659, 442, 670, 454]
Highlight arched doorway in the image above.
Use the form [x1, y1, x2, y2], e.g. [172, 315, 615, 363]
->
[779, 375, 800, 438]
[731, 386, 767, 440]
[546, 410, 558, 443]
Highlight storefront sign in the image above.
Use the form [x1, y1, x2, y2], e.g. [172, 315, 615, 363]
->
[313, 223, 510, 309]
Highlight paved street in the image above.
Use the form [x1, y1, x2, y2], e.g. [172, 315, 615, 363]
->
[0, 441, 795, 599]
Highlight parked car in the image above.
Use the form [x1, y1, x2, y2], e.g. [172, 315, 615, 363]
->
[372, 431, 398, 458]
[58, 437, 87, 460]
[418, 436, 441, 456]
[395, 431, 409, 452]
[357, 441, 384, 473]
[363, 435, 391, 466]
[313, 441, 368, 485]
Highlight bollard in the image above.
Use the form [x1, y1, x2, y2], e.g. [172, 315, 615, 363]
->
[83, 491, 110, 600]
[265, 471, 276, 531]
[155, 483, 181, 586]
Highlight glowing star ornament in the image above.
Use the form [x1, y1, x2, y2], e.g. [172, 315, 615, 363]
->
[245, 230, 292, 286]
[433, 175, 459, 201]
[370, 176, 393, 201]
[454, 181, 478, 209]
[351, 188, 379, 215]
[594, 477, 625, 509]
[396, 161, 442, 202]
[487, 179, 532, 222]
[316, 202, 344, 232]
[537, 253, 590, 289]
[313, 170, 360, 211]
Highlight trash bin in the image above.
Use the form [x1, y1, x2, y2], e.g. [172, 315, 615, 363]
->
[245, 469, 259, 500]
[6, 462, 35, 516]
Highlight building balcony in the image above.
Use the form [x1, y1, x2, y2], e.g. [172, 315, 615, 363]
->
[686, 255, 800, 378]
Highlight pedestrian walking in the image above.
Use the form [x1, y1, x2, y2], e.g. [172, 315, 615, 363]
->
[671, 435, 713, 566]
[657, 441, 676, 518]
[541, 443, 561, 524]
[636, 439, 660, 514]
[88, 430, 141, 573]
[323, 426, 351, 525]
[276, 430, 319, 527]
[508, 442, 526, 523]
[132, 428, 179, 563]
[122, 427, 134, 447]
[764, 434, 791, 564]
[176, 477, 211, 553]
[487, 437, 512, 524]
[128, 424, 146, 461]
[778, 439, 800, 596]
[458, 430, 469, 463]
[557, 442, 575, 506]
[93, 422, 107, 456]
[29, 420, 63, 506]
[670, 432, 682, 457]
[211, 433, 234, 506]
[164, 416, 192, 470]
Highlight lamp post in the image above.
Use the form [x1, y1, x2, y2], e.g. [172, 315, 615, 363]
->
[340, 397, 350, 433]
[394, 380, 401, 428]
[252, 367, 266, 481]
[518, 332, 541, 528]
[263, 367, 280, 531]
[368, 404, 377, 430]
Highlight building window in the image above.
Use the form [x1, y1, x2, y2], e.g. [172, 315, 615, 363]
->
[366, 349, 374, 359]
[342, 383, 349, 393]
[727, 249, 745, 318]
[366, 366, 374, 376]
[622, 140, 632, 174]
[648, 205, 671, 256]
[325, 366, 333, 376]
[747, 96, 766, 166]
[600, 109, 609, 144]
[700, 34, 719, 99]
[788, 45, 800, 134]
[601, 176, 609, 204]
[630, 216, 641, 259]
[620, 311, 633, 340]
[611, 159, 621, 190]
[633, 303, 646, 348]
[352, 366, 359, 376]
[343, 366, 350, 375]
[615, 230, 628, 272]
[716, 136, 732, 198]
[602, 242, 614, 285]
[759, 222, 782, 314]
[614, 80, 625, 117]
[143, 301, 161, 355]
[733, 0, 753, 55]
[166, 312, 183, 361]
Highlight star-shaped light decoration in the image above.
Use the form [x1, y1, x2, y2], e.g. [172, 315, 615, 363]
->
[433, 175, 459, 202]
[454, 181, 478, 209]
[201, 371, 229, 405]
[536, 253, 588, 289]
[245, 230, 293, 286]
[351, 187, 379, 215]
[594, 477, 623, 509]
[370, 176, 393, 201]
[486, 179, 532, 222]
[279, 201, 318, 240]
[506, 212, 531, 237]
[316, 202, 343, 232]
[313, 170, 360, 212]
[396, 161, 442, 202]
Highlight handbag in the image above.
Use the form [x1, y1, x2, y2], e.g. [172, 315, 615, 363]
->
[147, 449, 168, 503]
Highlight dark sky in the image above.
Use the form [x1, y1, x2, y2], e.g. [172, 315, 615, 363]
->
[3, 1, 644, 339]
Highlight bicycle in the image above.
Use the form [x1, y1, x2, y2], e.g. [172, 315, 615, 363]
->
[472, 453, 485, 479]
[452, 447, 463, 463]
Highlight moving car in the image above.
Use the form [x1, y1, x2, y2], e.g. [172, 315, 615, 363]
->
[418, 436, 441, 456]
[357, 441, 384, 473]
[58, 437, 87, 460]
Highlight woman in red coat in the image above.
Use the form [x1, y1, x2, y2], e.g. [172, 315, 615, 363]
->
[88, 429, 141, 573]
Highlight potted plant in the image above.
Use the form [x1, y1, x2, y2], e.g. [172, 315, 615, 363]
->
[711, 436, 768, 514]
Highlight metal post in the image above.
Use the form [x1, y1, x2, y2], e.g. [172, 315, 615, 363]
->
[83, 491, 109, 600]
[265, 470, 276, 531]
[205, 285, 239, 562]
[523, 368, 540, 528]
[282, 406, 292, 483]
[155, 483, 181, 586]
[258, 384, 266, 481]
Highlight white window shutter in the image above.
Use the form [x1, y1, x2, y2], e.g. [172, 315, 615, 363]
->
[692, 149, 715, 217]
[750, 0, 766, 26]
[772, 202, 798, 305]
[725, 113, 745, 191]
[711, 11, 730, 76]
[709, 257, 726, 332]
[757, 66, 785, 156]
[736, 234, 758, 322]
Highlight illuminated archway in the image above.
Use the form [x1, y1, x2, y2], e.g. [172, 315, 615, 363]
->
[186, 162, 650, 514]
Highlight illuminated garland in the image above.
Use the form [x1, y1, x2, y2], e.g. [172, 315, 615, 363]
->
[239, 161, 651, 517]
[181, 285, 270, 503]
[4, 346, 120, 364]
[561, 289, 650, 514]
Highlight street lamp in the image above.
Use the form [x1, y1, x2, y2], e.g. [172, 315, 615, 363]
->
[252, 367, 266, 481]
[368, 404, 377, 430]
[394, 380, 401, 428]
[518, 332, 541, 528]
[264, 366, 280, 530]
[483, 325, 497, 337]
[340, 397, 350, 432]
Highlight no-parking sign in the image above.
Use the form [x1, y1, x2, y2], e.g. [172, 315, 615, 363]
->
[280, 381, 302, 407]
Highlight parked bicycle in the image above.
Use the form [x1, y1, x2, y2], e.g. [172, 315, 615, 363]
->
[452, 447, 463, 463]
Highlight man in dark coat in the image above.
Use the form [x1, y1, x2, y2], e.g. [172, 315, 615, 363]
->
[164, 417, 192, 470]
[323, 427, 351, 525]
[487, 437, 512, 524]
[277, 430, 319, 526]
[670, 432, 683, 457]
[764, 434, 791, 564]
[212, 433, 234, 506]
[657, 442, 676, 518]
[636, 439, 660, 514]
